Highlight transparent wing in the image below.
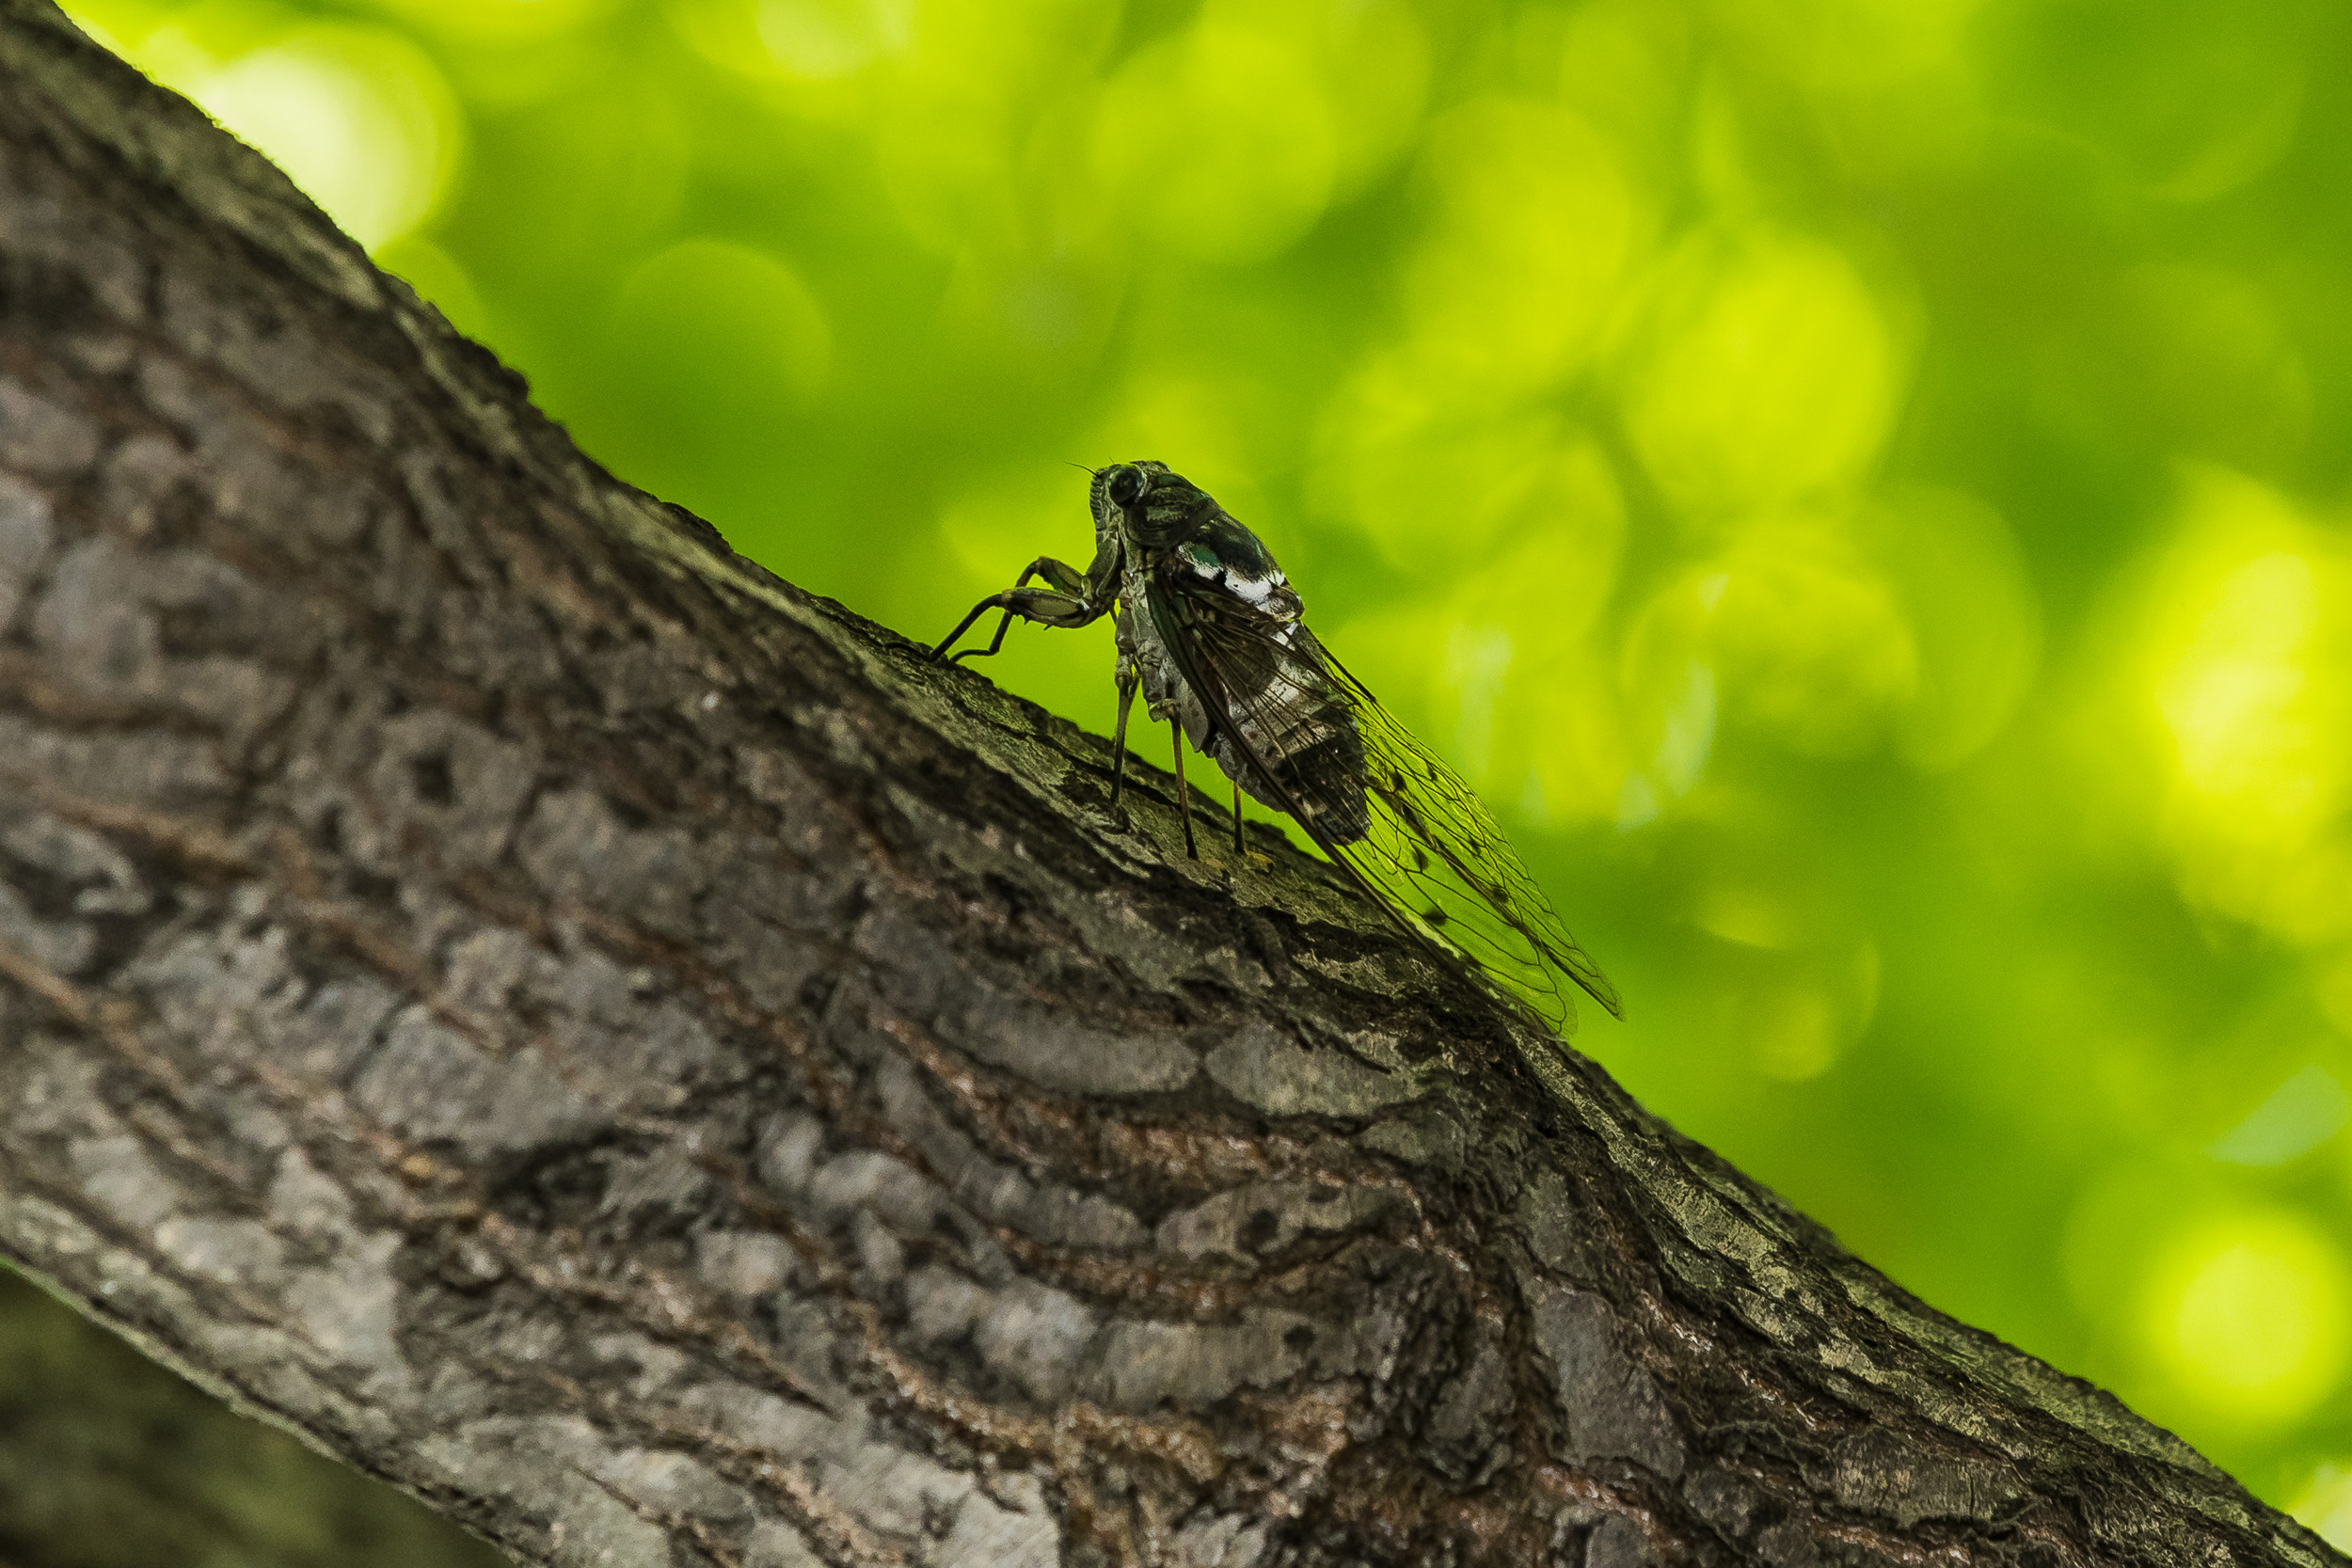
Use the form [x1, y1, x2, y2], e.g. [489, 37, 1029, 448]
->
[1148, 564, 1622, 1032]
[1320, 651, 1623, 1027]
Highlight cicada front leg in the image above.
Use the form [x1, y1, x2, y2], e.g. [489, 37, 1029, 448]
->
[931, 555, 1103, 663]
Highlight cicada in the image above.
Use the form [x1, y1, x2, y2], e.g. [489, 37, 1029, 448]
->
[933, 461, 1622, 1032]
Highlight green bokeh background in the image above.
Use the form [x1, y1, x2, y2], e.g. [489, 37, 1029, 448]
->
[26, 0, 2352, 1548]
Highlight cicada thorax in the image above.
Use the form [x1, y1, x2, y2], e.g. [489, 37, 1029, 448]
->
[1115, 552, 1214, 738]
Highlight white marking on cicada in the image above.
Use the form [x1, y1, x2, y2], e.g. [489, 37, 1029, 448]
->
[1226, 572, 1280, 605]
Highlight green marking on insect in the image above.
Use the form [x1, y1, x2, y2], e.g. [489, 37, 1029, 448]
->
[931, 460, 1623, 1033]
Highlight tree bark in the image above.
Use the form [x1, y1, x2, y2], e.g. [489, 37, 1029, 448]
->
[0, 6, 2337, 1566]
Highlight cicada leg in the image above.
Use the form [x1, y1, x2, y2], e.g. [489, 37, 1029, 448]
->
[1110, 651, 1138, 813]
[931, 557, 1102, 663]
[1170, 718, 1198, 860]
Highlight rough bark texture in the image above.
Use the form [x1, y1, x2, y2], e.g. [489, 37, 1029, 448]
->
[0, 7, 2340, 1568]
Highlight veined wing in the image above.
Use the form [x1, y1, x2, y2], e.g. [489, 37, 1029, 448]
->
[1146, 558, 1622, 1033]
[1320, 654, 1622, 1027]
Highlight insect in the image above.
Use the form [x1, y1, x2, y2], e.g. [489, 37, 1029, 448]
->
[932, 461, 1622, 1032]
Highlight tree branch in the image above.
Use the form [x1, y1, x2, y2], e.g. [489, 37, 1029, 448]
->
[0, 5, 2337, 1565]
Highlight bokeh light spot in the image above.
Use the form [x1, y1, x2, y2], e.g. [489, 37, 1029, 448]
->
[1992, 4, 2310, 201]
[1314, 360, 1597, 575]
[1201, 0, 1427, 193]
[1092, 22, 1338, 265]
[2161, 549, 2319, 807]
[1752, 982, 1839, 1081]
[1440, 624, 1514, 785]
[2140, 1209, 2351, 1423]
[2156, 72, 2302, 203]
[1694, 519, 1918, 757]
[1866, 489, 2042, 771]
[2121, 265, 2310, 468]
[1618, 574, 1724, 817]
[668, 0, 908, 82]
[756, 0, 906, 78]
[2209, 1066, 2349, 1167]
[874, 0, 1120, 251]
[1404, 98, 1642, 394]
[1557, 1, 1688, 170]
[1711, 0, 1983, 90]
[1651, 658, 1717, 797]
[612, 239, 830, 403]
[1321, 435, 1629, 823]
[191, 25, 465, 250]
[2141, 469, 2352, 942]
[578, 239, 832, 511]
[1624, 231, 1899, 517]
[2062, 1163, 2190, 1323]
[2295, 1462, 2352, 1552]
[1694, 885, 1801, 950]
[373, 0, 617, 44]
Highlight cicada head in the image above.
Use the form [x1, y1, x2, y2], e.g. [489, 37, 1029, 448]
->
[1096, 459, 1231, 552]
[1091, 460, 1156, 550]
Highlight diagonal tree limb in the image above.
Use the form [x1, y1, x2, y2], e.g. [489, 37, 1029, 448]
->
[0, 4, 2339, 1565]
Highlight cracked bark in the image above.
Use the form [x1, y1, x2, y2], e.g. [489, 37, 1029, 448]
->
[0, 6, 2339, 1567]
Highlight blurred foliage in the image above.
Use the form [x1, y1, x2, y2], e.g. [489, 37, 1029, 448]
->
[0, 1264, 503, 1567]
[30, 0, 2352, 1540]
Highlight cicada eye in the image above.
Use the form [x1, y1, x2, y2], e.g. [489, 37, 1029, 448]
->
[1106, 466, 1146, 509]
